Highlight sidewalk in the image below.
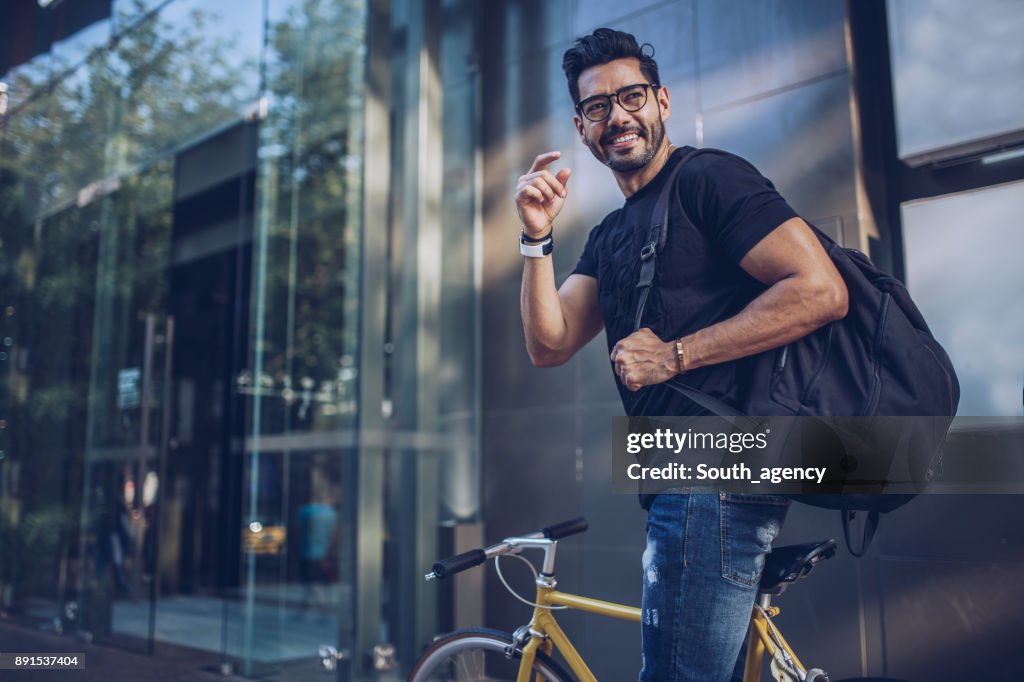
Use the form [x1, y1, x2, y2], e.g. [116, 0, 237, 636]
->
[0, 620, 249, 681]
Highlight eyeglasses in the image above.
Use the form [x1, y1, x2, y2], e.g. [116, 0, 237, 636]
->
[576, 83, 659, 122]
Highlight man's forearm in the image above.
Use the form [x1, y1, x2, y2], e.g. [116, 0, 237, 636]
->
[681, 274, 847, 371]
[520, 257, 570, 366]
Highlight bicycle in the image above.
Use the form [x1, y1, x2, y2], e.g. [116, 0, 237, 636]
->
[409, 517, 841, 682]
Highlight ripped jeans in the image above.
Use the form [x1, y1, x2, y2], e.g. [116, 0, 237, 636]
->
[640, 490, 790, 682]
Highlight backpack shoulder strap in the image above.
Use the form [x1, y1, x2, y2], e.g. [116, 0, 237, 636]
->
[633, 147, 701, 331]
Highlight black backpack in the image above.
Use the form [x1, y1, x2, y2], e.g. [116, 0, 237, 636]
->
[635, 148, 960, 555]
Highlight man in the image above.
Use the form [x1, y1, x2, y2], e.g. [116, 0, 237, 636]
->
[514, 28, 848, 681]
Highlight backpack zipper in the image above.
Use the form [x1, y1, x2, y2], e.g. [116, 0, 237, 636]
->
[864, 292, 891, 415]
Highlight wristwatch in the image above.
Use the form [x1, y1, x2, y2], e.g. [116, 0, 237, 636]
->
[520, 232, 553, 258]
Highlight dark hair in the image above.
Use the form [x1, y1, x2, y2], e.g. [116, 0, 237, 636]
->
[562, 28, 661, 105]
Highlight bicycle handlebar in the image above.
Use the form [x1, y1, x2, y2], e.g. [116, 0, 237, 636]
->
[429, 549, 487, 580]
[425, 517, 588, 581]
[543, 517, 588, 540]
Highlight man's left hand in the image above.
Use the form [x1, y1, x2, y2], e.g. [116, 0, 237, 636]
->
[610, 328, 677, 391]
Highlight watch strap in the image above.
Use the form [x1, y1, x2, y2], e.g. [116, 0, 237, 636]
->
[521, 230, 553, 243]
[520, 236, 553, 258]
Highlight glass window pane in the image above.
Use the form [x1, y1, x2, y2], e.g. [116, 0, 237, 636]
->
[50, 16, 112, 72]
[902, 181, 1024, 416]
[0, 199, 100, 628]
[250, 0, 366, 437]
[106, 0, 262, 174]
[238, 0, 366, 674]
[887, 0, 1024, 158]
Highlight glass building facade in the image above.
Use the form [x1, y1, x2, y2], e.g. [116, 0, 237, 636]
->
[1, 0, 481, 677]
[2, 1, 1022, 680]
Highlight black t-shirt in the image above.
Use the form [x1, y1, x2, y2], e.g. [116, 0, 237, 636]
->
[572, 146, 799, 416]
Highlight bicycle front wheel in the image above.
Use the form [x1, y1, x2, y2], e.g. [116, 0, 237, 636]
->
[408, 628, 573, 682]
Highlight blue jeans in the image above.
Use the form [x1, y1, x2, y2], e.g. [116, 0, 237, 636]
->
[640, 491, 790, 682]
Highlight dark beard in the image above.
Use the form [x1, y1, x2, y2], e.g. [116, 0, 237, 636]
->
[593, 116, 665, 172]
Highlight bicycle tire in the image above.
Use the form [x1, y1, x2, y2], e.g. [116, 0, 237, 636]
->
[408, 628, 574, 682]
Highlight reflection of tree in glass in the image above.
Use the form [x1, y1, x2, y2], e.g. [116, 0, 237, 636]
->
[0, 0, 259, 613]
[3, 2, 254, 216]
[254, 0, 365, 434]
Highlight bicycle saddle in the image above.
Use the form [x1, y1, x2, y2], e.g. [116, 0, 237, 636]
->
[759, 539, 837, 593]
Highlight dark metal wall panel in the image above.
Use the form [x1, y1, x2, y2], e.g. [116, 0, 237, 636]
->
[481, 407, 581, 530]
[878, 494, 1024, 563]
[702, 73, 857, 238]
[879, 557, 1023, 682]
[481, 406, 584, 635]
[579, 403, 646, 540]
[578, 402, 646, 679]
[571, 0, 671, 35]
[481, 282, 578, 412]
[697, 0, 847, 111]
[872, 495, 1024, 679]
[577, 546, 645, 678]
[577, 336, 619, 407]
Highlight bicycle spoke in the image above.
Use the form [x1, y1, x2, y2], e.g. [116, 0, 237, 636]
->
[455, 650, 472, 681]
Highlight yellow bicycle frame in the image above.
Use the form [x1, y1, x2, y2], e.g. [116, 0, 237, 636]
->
[516, 580, 640, 682]
[514, 581, 802, 682]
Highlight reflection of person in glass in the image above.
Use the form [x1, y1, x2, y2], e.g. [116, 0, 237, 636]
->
[296, 485, 338, 610]
[93, 474, 136, 598]
[515, 29, 848, 681]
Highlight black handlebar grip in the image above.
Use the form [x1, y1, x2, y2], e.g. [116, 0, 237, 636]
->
[431, 549, 487, 579]
[543, 517, 588, 540]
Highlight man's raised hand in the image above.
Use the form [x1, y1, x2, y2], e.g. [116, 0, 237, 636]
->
[514, 151, 572, 238]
